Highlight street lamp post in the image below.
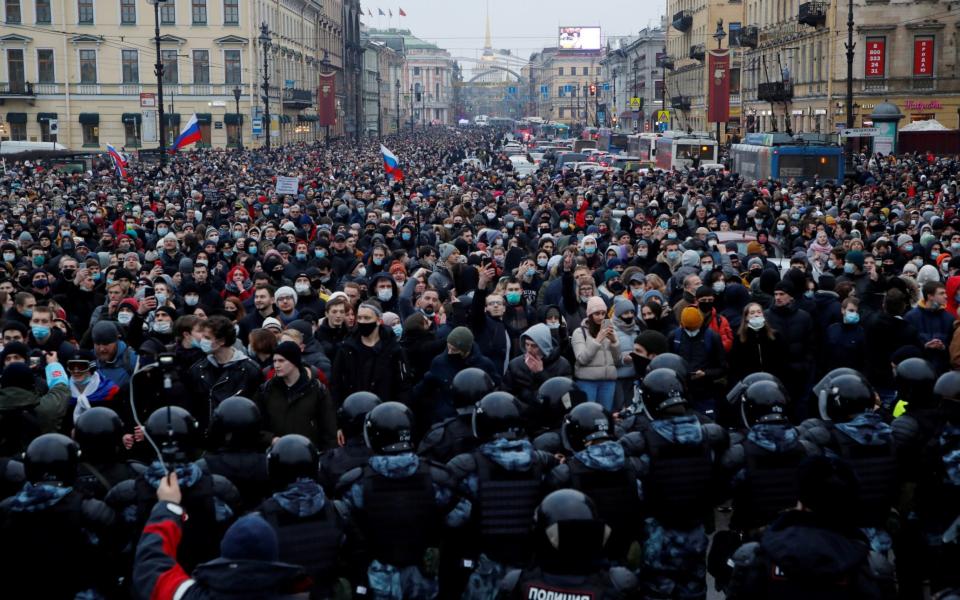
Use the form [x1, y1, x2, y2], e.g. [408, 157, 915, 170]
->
[150, 0, 169, 165]
[259, 23, 272, 151]
[713, 20, 726, 145]
[376, 72, 382, 139]
[232, 85, 242, 149]
[845, 0, 855, 167]
[395, 79, 400, 133]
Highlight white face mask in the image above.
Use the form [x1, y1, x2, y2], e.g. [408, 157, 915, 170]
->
[184, 295, 199, 306]
[117, 311, 133, 325]
[153, 321, 172, 334]
[747, 316, 765, 330]
[377, 288, 393, 302]
[294, 283, 311, 294]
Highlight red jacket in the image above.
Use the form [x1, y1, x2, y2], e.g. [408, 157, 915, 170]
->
[705, 308, 734, 353]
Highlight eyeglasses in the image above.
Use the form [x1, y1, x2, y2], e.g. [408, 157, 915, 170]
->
[486, 301, 504, 307]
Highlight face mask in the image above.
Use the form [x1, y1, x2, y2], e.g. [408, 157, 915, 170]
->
[843, 312, 860, 325]
[401, 232, 412, 241]
[199, 338, 214, 353]
[583, 246, 596, 255]
[559, 221, 569, 230]
[117, 311, 134, 325]
[698, 302, 713, 313]
[155, 293, 167, 305]
[2, 252, 14, 262]
[31, 325, 50, 339]
[247, 246, 258, 256]
[505, 291, 522, 305]
[314, 249, 327, 259]
[667, 250, 681, 261]
[486, 211, 496, 220]
[608, 281, 625, 295]
[33, 279, 48, 289]
[153, 321, 172, 334]
[777, 223, 786, 231]
[701, 263, 713, 272]
[293, 282, 311, 295]
[537, 258, 548, 268]
[232, 231, 243, 240]
[222, 250, 234, 258]
[22, 308, 33, 318]
[932, 251, 941, 260]
[684, 328, 699, 337]
[547, 321, 561, 330]
[747, 316, 766, 330]
[377, 288, 393, 302]
[667, 232, 677, 240]
[184, 295, 200, 306]
[804, 290, 814, 299]
[911, 258, 923, 268]
[827, 259, 837, 270]
[157, 227, 169, 236]
[904, 244, 914, 253]
[295, 252, 307, 261]
[524, 267, 537, 278]
[356, 321, 378, 337]
[928, 301, 942, 310]
[373, 256, 384, 266]
[32, 255, 45, 267]
[620, 316, 634, 325]
[355, 267, 366, 278]
[843, 263, 855, 274]
[712, 281, 725, 294]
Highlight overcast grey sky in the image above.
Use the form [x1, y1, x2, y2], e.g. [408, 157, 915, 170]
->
[363, 0, 666, 62]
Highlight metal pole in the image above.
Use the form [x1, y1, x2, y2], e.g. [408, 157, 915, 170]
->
[153, 0, 166, 165]
[395, 79, 400, 133]
[594, 81, 599, 128]
[376, 73, 382, 139]
[260, 23, 271, 151]
[845, 0, 855, 163]
[234, 87, 242, 149]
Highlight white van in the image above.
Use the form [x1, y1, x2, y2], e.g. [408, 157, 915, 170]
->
[0, 140, 68, 154]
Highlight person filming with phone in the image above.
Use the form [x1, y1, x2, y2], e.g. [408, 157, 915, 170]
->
[571, 296, 621, 411]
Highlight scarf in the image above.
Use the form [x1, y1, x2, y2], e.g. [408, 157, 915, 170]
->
[69, 373, 119, 424]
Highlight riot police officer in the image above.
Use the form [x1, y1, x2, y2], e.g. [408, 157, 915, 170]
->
[73, 406, 144, 500]
[319, 391, 380, 494]
[618, 353, 690, 433]
[259, 434, 355, 599]
[529, 376, 588, 455]
[201, 396, 271, 511]
[0, 433, 117, 597]
[336, 401, 456, 600]
[446, 391, 558, 599]
[632, 368, 728, 599]
[107, 406, 240, 572]
[498, 489, 640, 599]
[548, 401, 644, 562]
[419, 369, 493, 463]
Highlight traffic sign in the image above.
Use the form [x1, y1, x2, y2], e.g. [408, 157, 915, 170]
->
[656, 110, 670, 123]
[140, 92, 156, 108]
[252, 118, 263, 136]
[629, 97, 642, 108]
[839, 127, 880, 138]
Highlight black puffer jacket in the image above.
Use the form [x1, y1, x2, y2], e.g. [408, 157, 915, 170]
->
[763, 302, 813, 377]
[330, 326, 410, 405]
[187, 348, 264, 433]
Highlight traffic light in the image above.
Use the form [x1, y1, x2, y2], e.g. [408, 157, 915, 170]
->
[589, 84, 597, 96]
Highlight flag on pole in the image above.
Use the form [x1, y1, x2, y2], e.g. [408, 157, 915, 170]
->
[106, 143, 128, 178]
[171, 113, 202, 152]
[367, 8, 373, 16]
[399, 7, 406, 16]
[381, 145, 404, 181]
[378, 8, 385, 15]
[388, 8, 392, 17]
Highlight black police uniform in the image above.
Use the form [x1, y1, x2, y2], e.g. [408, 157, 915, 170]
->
[201, 397, 270, 511]
[419, 368, 495, 463]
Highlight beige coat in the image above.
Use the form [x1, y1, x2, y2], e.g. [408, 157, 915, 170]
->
[571, 319, 621, 381]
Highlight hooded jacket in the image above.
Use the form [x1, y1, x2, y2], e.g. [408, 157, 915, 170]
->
[503, 323, 573, 405]
[222, 265, 254, 302]
[367, 272, 400, 314]
[0, 362, 70, 452]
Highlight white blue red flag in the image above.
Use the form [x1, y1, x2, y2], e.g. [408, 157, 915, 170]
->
[171, 113, 202, 152]
[106, 143, 128, 178]
[380, 144, 404, 181]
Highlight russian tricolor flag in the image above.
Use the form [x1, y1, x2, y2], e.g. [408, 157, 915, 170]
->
[171, 113, 202, 152]
[106, 143, 127, 178]
[381, 144, 404, 181]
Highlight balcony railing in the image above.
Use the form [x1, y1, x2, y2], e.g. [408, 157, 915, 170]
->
[61, 82, 244, 96]
[689, 44, 706, 62]
[0, 81, 36, 98]
[670, 95, 691, 111]
[799, 2, 827, 27]
[859, 77, 960, 94]
[757, 81, 794, 102]
[740, 26, 759, 49]
[672, 10, 693, 32]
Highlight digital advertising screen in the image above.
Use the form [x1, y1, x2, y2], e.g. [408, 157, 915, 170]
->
[559, 26, 601, 50]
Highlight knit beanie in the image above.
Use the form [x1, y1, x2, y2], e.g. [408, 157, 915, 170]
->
[680, 306, 704, 330]
[275, 286, 298, 305]
[0, 363, 35, 391]
[613, 296, 635, 317]
[446, 326, 474, 354]
[274, 341, 303, 369]
[220, 514, 279, 562]
[586, 296, 607, 316]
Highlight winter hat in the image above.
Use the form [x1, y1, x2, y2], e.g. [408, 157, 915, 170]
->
[845, 250, 864, 269]
[0, 363, 34, 391]
[586, 296, 607, 316]
[388, 260, 407, 276]
[746, 241, 764, 255]
[287, 320, 314, 341]
[0, 341, 30, 364]
[613, 296, 635, 317]
[446, 326, 474, 354]
[178, 257, 194, 275]
[635, 330, 668, 356]
[747, 257, 764, 270]
[917, 264, 940, 287]
[680, 306, 704, 330]
[439, 243, 458, 262]
[91, 321, 120, 344]
[261, 317, 283, 331]
[275, 286, 297, 305]
[220, 514, 279, 562]
[681, 250, 700, 269]
[641, 290, 665, 306]
[774, 280, 796, 297]
[118, 297, 140, 313]
[273, 341, 303, 369]
[897, 234, 914, 248]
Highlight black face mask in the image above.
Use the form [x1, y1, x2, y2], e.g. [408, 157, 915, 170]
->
[608, 281, 625, 295]
[620, 316, 635, 325]
[698, 302, 714, 314]
[631, 353, 651, 379]
[356, 321, 378, 337]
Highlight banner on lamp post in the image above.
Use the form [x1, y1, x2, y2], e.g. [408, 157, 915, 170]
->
[707, 49, 730, 124]
[318, 71, 337, 127]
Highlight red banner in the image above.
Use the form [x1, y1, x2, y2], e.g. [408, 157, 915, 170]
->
[914, 38, 934, 76]
[865, 38, 885, 78]
[707, 49, 730, 124]
[318, 72, 337, 126]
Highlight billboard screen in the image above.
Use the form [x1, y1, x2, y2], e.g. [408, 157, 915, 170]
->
[559, 26, 601, 50]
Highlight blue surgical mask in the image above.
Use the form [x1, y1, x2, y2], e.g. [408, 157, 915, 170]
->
[392, 323, 403, 338]
[31, 325, 50, 339]
[505, 291, 522, 305]
[223, 250, 233, 258]
[155, 292, 167, 305]
[32, 255, 45, 267]
[843, 312, 860, 325]
[184, 295, 199, 306]
[247, 246, 258, 255]
[843, 263, 855, 274]
[22, 308, 33, 318]
[157, 227, 169, 236]
[198, 338, 214, 353]
[525, 268, 536, 278]
[401, 232, 412, 241]
[296, 252, 307, 261]
[315, 249, 327, 258]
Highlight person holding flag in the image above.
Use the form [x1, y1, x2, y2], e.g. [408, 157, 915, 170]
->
[106, 143, 128, 179]
[381, 145, 404, 181]
[171, 114, 202, 152]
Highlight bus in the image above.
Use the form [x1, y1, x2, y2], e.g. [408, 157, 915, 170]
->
[731, 132, 844, 183]
[489, 117, 516, 128]
[627, 133, 662, 165]
[597, 129, 629, 153]
[654, 131, 719, 170]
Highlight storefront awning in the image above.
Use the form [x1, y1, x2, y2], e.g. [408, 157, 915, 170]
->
[36, 112, 57, 121]
[5, 112, 26, 124]
[78, 113, 99, 125]
[162, 114, 180, 125]
[224, 114, 243, 125]
[196, 113, 212, 124]
[121, 113, 142, 124]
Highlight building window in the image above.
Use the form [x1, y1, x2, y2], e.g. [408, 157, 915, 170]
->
[6, 49, 24, 92]
[77, 0, 92, 23]
[223, 0, 238, 24]
[191, 0, 206, 24]
[37, 49, 55, 83]
[8, 122, 26, 140]
[582, 67, 588, 75]
[558, 67, 564, 76]
[124, 120, 140, 147]
[40, 119, 56, 142]
[120, 0, 135, 24]
[5, 0, 20, 23]
[193, 49, 209, 83]
[122, 49, 139, 83]
[79, 49, 96, 83]
[162, 49, 178, 84]
[413, 66, 420, 75]
[82, 123, 98, 146]
[35, 0, 50, 23]
[434, 82, 439, 99]
[224, 49, 241, 84]
[160, 0, 176, 24]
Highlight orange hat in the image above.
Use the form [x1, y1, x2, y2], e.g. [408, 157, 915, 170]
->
[937, 253, 951, 268]
[680, 306, 704, 330]
[746, 241, 764, 256]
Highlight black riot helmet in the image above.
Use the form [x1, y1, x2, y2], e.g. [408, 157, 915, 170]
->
[533, 489, 608, 572]
[472, 392, 525, 442]
[741, 380, 791, 428]
[811, 368, 862, 405]
[561, 402, 614, 453]
[647, 353, 689, 381]
[534, 377, 588, 427]
[73, 407, 124, 463]
[145, 406, 201, 463]
[641, 368, 688, 419]
[23, 433, 81, 486]
[895, 357, 937, 407]
[451, 368, 496, 412]
[934, 370, 960, 422]
[818, 373, 876, 422]
[210, 396, 262, 450]
[339, 392, 382, 437]
[363, 401, 415, 455]
[726, 372, 783, 406]
[266, 434, 319, 490]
